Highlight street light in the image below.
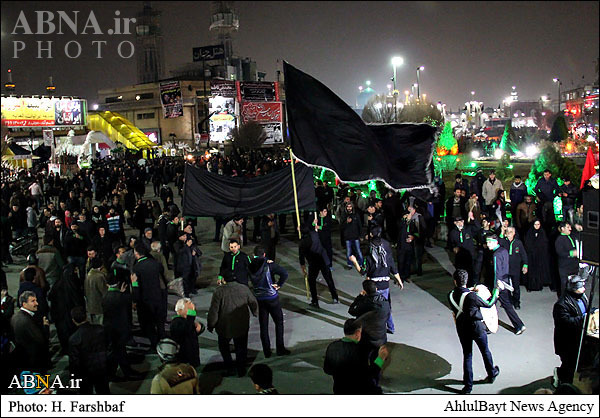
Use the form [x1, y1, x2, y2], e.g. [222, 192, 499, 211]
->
[391, 56, 404, 121]
[553, 77, 562, 114]
[416, 66, 424, 101]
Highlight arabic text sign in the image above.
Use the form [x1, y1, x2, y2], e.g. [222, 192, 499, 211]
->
[239, 82, 279, 102]
[210, 80, 237, 98]
[1, 97, 86, 127]
[241, 102, 282, 124]
[193, 44, 225, 62]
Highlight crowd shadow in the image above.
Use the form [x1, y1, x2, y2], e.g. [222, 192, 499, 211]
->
[498, 376, 554, 395]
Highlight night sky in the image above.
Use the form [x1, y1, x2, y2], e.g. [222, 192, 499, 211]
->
[1, 1, 598, 111]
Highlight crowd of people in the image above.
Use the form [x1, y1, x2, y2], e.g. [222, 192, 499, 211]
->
[0, 153, 596, 395]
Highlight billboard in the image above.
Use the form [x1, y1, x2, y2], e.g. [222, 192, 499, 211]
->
[210, 80, 237, 98]
[159, 81, 183, 118]
[143, 129, 161, 145]
[261, 122, 284, 145]
[241, 102, 282, 124]
[193, 44, 225, 62]
[239, 82, 279, 102]
[1, 97, 87, 127]
[209, 96, 236, 143]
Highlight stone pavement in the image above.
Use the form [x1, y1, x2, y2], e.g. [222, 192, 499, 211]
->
[3, 184, 579, 395]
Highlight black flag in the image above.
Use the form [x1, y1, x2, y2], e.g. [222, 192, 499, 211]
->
[183, 163, 316, 217]
[284, 61, 437, 190]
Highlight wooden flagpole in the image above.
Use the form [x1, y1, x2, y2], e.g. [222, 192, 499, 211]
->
[289, 147, 310, 299]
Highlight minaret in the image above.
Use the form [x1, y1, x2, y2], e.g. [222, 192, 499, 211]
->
[135, 2, 165, 84]
[209, 1, 239, 66]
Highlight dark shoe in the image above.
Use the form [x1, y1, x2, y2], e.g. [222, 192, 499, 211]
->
[264, 350, 272, 358]
[276, 348, 291, 356]
[515, 326, 526, 335]
[331, 298, 339, 304]
[486, 366, 500, 383]
[309, 301, 320, 308]
[459, 386, 472, 394]
[386, 329, 395, 334]
[344, 265, 353, 270]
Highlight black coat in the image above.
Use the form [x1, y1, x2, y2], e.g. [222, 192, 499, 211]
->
[445, 196, 467, 224]
[555, 235, 579, 276]
[340, 210, 362, 241]
[524, 228, 551, 290]
[131, 256, 164, 306]
[553, 292, 587, 357]
[219, 251, 252, 286]
[102, 289, 132, 345]
[323, 339, 382, 394]
[170, 313, 201, 367]
[348, 293, 389, 348]
[10, 310, 49, 373]
[68, 322, 109, 377]
[500, 238, 528, 279]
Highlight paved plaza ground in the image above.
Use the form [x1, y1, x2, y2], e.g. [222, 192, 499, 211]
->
[4, 183, 595, 395]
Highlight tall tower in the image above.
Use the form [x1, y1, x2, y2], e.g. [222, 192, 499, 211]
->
[135, 2, 165, 84]
[209, 1, 239, 65]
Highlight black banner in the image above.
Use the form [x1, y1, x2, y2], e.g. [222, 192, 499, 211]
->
[283, 61, 436, 190]
[193, 44, 225, 62]
[183, 163, 316, 217]
[240, 82, 278, 102]
[211, 80, 238, 98]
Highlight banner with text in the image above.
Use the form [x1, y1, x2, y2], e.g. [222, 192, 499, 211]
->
[239, 81, 279, 102]
[210, 80, 238, 98]
[159, 81, 183, 118]
[241, 102, 282, 124]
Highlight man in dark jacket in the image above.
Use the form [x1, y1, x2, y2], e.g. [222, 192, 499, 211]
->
[555, 222, 580, 298]
[207, 276, 258, 377]
[103, 274, 138, 379]
[218, 238, 252, 287]
[299, 224, 339, 308]
[64, 221, 88, 282]
[131, 244, 166, 349]
[315, 208, 334, 269]
[48, 264, 84, 353]
[169, 298, 204, 369]
[324, 318, 388, 394]
[17, 267, 49, 321]
[486, 234, 525, 334]
[68, 306, 110, 394]
[448, 269, 500, 394]
[499, 227, 528, 309]
[249, 246, 290, 358]
[509, 175, 527, 219]
[177, 236, 200, 297]
[445, 189, 467, 231]
[11, 290, 50, 374]
[534, 169, 559, 230]
[260, 213, 280, 261]
[340, 203, 363, 269]
[552, 274, 589, 386]
[449, 217, 482, 286]
[92, 225, 113, 268]
[558, 177, 577, 224]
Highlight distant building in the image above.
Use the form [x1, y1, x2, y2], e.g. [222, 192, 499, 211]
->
[135, 2, 165, 84]
[562, 84, 599, 138]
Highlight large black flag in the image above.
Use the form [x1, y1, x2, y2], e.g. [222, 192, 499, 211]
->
[284, 61, 437, 190]
[183, 163, 316, 217]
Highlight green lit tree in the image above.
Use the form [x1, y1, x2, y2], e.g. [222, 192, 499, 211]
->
[549, 115, 569, 142]
[499, 121, 519, 155]
[525, 142, 581, 194]
[495, 154, 514, 181]
[437, 121, 458, 155]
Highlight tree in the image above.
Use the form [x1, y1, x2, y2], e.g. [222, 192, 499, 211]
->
[437, 122, 458, 156]
[229, 121, 267, 151]
[525, 141, 581, 194]
[499, 121, 519, 155]
[397, 103, 444, 126]
[549, 115, 569, 142]
[495, 154, 514, 181]
[361, 95, 397, 123]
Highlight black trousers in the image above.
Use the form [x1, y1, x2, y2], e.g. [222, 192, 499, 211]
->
[413, 242, 424, 275]
[79, 373, 110, 394]
[307, 261, 338, 303]
[509, 272, 521, 306]
[397, 246, 413, 279]
[457, 321, 495, 390]
[258, 297, 285, 354]
[498, 289, 524, 330]
[138, 302, 165, 348]
[108, 337, 132, 376]
[557, 349, 577, 384]
[218, 334, 248, 372]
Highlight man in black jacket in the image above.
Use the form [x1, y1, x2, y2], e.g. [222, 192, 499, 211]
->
[558, 177, 577, 224]
[500, 227, 528, 309]
[103, 274, 138, 379]
[48, 264, 84, 353]
[260, 213, 280, 261]
[552, 274, 589, 386]
[299, 224, 339, 308]
[64, 222, 88, 282]
[249, 246, 290, 358]
[554, 222, 579, 298]
[315, 208, 333, 269]
[131, 244, 166, 350]
[170, 298, 204, 369]
[340, 203, 363, 269]
[10, 290, 50, 374]
[445, 188, 467, 233]
[448, 269, 500, 394]
[68, 306, 110, 394]
[449, 217, 482, 287]
[323, 318, 388, 394]
[218, 238, 252, 287]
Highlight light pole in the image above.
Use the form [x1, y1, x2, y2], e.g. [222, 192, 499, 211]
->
[391, 56, 403, 122]
[416, 66, 424, 101]
[553, 77, 562, 114]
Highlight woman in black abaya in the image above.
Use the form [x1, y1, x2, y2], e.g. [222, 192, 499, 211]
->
[524, 219, 552, 291]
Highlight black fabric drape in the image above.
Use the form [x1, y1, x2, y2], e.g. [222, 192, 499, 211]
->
[283, 61, 437, 191]
[183, 163, 315, 217]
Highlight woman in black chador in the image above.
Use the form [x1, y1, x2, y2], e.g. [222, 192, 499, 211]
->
[524, 219, 551, 291]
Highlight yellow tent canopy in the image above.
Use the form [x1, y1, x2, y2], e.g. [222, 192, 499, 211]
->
[88, 111, 156, 151]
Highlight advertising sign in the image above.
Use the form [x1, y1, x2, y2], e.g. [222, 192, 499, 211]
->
[159, 81, 183, 118]
[209, 96, 236, 143]
[143, 129, 161, 145]
[239, 82, 279, 102]
[43, 129, 54, 146]
[1, 97, 87, 127]
[210, 80, 238, 98]
[261, 122, 284, 144]
[241, 102, 282, 124]
[193, 44, 225, 62]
